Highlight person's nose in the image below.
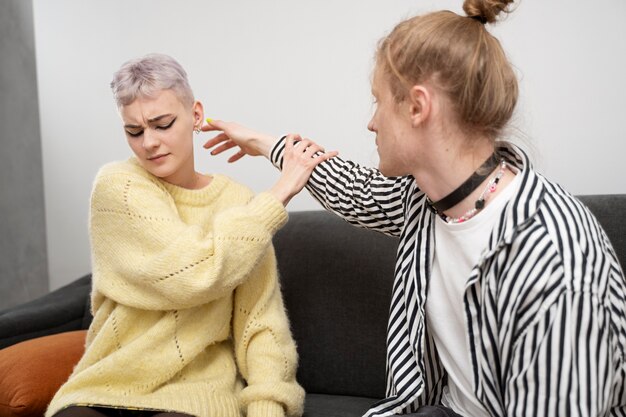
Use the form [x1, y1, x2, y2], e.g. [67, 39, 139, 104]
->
[367, 116, 376, 133]
[142, 129, 160, 150]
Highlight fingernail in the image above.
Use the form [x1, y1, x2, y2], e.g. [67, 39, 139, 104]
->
[206, 118, 213, 123]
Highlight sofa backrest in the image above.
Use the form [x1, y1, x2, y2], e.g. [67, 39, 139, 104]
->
[274, 211, 398, 399]
[578, 194, 626, 272]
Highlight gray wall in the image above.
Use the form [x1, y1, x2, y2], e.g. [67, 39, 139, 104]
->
[0, 0, 48, 309]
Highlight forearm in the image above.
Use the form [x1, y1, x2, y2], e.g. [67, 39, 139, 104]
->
[255, 133, 278, 159]
[92, 178, 288, 310]
[270, 136, 409, 236]
[233, 253, 305, 417]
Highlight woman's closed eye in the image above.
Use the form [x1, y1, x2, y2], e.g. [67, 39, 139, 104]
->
[156, 117, 176, 130]
[126, 129, 143, 137]
[125, 118, 175, 137]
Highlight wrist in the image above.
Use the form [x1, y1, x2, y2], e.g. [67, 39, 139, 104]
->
[268, 182, 292, 207]
[252, 133, 277, 159]
[247, 400, 285, 417]
[248, 192, 288, 234]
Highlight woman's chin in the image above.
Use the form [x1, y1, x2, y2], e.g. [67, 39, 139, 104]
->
[142, 163, 174, 180]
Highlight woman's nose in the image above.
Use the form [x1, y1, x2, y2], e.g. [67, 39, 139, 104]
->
[142, 129, 160, 149]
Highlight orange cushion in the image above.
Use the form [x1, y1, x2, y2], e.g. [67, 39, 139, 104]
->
[0, 330, 87, 417]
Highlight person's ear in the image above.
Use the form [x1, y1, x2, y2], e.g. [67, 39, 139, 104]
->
[192, 100, 204, 130]
[408, 85, 431, 128]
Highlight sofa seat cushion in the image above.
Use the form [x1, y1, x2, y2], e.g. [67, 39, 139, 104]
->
[0, 330, 86, 417]
[304, 393, 379, 417]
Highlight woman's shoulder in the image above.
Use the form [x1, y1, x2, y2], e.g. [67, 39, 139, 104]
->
[214, 174, 256, 203]
[93, 158, 167, 194]
[96, 157, 152, 182]
[219, 174, 253, 192]
[91, 158, 172, 210]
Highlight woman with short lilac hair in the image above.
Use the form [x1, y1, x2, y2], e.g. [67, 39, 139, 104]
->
[45, 53, 332, 417]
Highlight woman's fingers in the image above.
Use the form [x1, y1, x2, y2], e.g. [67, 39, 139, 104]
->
[318, 150, 339, 161]
[286, 136, 330, 161]
[302, 143, 326, 158]
[267, 134, 338, 206]
[210, 140, 238, 155]
[227, 150, 246, 163]
[203, 132, 230, 149]
[285, 134, 303, 151]
[204, 121, 276, 159]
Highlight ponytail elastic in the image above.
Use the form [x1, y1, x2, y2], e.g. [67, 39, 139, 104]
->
[469, 14, 488, 24]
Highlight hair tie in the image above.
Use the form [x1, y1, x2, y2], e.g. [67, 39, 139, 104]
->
[469, 15, 488, 24]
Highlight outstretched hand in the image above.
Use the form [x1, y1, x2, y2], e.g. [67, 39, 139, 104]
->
[201, 119, 338, 206]
[202, 119, 276, 163]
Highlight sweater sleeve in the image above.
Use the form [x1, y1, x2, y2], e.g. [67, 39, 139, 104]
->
[89, 168, 287, 311]
[270, 136, 412, 237]
[233, 247, 305, 417]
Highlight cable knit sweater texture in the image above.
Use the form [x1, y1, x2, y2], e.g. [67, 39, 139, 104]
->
[45, 158, 304, 417]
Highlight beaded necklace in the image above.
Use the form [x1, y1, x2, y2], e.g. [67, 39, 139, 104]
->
[442, 160, 507, 224]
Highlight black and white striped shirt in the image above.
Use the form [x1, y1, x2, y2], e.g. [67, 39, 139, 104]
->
[271, 138, 626, 417]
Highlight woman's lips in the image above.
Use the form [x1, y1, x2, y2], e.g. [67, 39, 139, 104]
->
[148, 153, 169, 162]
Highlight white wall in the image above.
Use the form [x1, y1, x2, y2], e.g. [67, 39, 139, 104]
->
[34, 0, 626, 290]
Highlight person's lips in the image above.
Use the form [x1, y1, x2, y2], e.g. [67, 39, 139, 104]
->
[148, 153, 170, 161]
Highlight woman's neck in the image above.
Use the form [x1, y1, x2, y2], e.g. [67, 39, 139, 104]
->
[163, 162, 211, 190]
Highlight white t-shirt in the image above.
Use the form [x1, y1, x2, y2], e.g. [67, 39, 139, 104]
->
[426, 173, 521, 417]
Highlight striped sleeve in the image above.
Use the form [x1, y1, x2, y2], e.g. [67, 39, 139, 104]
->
[505, 290, 615, 417]
[270, 136, 413, 237]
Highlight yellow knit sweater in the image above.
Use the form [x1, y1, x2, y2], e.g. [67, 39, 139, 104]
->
[46, 159, 305, 417]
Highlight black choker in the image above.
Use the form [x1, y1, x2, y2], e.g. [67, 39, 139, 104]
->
[427, 152, 500, 214]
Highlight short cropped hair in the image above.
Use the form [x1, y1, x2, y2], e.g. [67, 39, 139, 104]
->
[110, 53, 194, 108]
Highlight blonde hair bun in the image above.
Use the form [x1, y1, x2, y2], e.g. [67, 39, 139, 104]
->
[463, 0, 514, 24]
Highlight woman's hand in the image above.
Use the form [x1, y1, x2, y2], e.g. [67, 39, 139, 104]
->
[269, 134, 338, 206]
[202, 119, 276, 163]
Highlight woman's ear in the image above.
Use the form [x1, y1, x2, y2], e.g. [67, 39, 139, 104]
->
[408, 85, 431, 128]
[192, 100, 204, 129]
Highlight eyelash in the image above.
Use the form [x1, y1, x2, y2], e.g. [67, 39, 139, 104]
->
[126, 118, 176, 137]
[158, 118, 176, 130]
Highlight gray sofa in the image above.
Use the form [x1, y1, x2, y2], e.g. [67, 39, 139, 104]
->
[1, 195, 625, 417]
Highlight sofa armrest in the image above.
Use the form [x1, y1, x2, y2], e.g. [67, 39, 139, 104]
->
[0, 274, 92, 349]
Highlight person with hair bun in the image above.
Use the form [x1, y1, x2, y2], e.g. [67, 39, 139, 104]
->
[44, 53, 332, 417]
[204, 1, 626, 416]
